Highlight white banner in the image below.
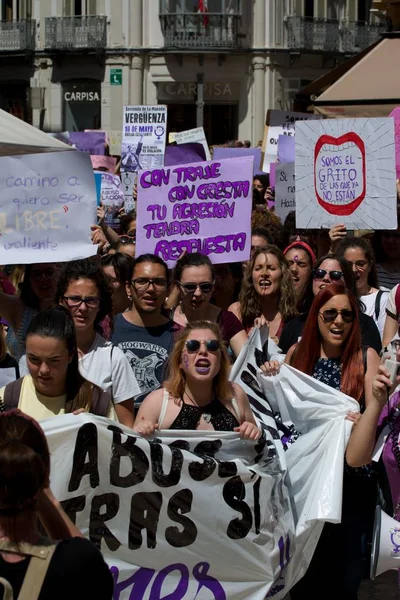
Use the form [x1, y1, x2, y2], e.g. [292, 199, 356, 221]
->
[43, 331, 358, 599]
[121, 106, 167, 173]
[0, 150, 96, 264]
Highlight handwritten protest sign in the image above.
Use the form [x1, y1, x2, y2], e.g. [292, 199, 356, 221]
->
[275, 163, 295, 221]
[69, 131, 105, 155]
[136, 157, 253, 267]
[98, 172, 124, 231]
[262, 110, 321, 173]
[121, 105, 167, 173]
[169, 126, 211, 160]
[0, 151, 96, 263]
[277, 135, 295, 164]
[213, 147, 262, 175]
[389, 107, 400, 179]
[108, 130, 122, 156]
[296, 118, 397, 229]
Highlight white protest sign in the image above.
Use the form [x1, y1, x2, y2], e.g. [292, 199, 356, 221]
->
[275, 163, 295, 221]
[262, 110, 321, 173]
[0, 151, 96, 264]
[295, 118, 398, 229]
[121, 105, 167, 173]
[44, 327, 356, 600]
[136, 156, 253, 268]
[169, 127, 211, 160]
[99, 172, 124, 231]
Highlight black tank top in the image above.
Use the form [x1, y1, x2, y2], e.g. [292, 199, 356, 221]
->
[169, 397, 240, 431]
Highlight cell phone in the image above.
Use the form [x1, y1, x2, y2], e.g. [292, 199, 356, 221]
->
[384, 359, 400, 385]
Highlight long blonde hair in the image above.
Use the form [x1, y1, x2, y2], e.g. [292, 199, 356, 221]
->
[164, 321, 233, 402]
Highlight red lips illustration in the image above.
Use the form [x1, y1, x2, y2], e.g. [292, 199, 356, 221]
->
[314, 132, 366, 216]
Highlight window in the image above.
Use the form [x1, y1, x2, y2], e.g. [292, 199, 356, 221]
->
[1, 0, 32, 19]
[63, 0, 96, 16]
[304, 0, 314, 18]
[162, 0, 241, 13]
[327, 0, 345, 20]
[357, 0, 372, 23]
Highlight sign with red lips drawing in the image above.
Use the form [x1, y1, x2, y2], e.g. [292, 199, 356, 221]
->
[295, 118, 397, 229]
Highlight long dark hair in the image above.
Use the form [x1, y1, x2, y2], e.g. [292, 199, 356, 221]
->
[100, 252, 133, 286]
[291, 284, 364, 401]
[26, 307, 98, 412]
[173, 252, 215, 283]
[55, 259, 112, 329]
[336, 237, 379, 289]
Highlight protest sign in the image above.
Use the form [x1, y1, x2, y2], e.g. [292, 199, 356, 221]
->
[121, 105, 167, 173]
[169, 127, 211, 161]
[277, 135, 295, 164]
[69, 131, 105, 155]
[108, 130, 123, 156]
[275, 163, 295, 221]
[269, 163, 276, 188]
[90, 155, 117, 172]
[213, 147, 262, 175]
[0, 151, 96, 263]
[97, 172, 124, 231]
[136, 156, 253, 267]
[164, 143, 206, 166]
[45, 327, 355, 600]
[389, 107, 400, 179]
[296, 118, 398, 229]
[262, 110, 321, 173]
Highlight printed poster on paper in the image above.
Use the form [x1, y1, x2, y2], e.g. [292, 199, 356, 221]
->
[136, 156, 253, 267]
[261, 110, 321, 173]
[121, 105, 167, 173]
[295, 118, 397, 229]
[169, 127, 211, 161]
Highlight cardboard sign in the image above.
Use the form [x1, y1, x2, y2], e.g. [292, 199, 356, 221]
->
[169, 126, 211, 160]
[213, 147, 262, 176]
[262, 110, 321, 173]
[136, 157, 253, 267]
[121, 105, 167, 173]
[275, 163, 295, 222]
[295, 118, 397, 229]
[0, 151, 96, 263]
[69, 131, 105, 155]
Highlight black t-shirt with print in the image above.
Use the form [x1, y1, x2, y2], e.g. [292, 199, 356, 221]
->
[0, 538, 113, 600]
[111, 313, 179, 405]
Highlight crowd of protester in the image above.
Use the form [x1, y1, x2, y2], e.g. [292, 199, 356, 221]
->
[1, 164, 400, 599]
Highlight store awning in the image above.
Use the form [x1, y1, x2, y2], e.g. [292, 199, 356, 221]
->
[313, 35, 400, 117]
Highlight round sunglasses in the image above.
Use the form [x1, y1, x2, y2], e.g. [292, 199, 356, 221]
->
[185, 339, 220, 352]
[319, 308, 355, 323]
[313, 268, 343, 282]
[178, 282, 213, 294]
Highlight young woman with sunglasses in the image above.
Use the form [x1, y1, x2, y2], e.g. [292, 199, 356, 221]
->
[229, 246, 297, 343]
[134, 321, 260, 439]
[336, 237, 388, 338]
[263, 284, 380, 599]
[170, 253, 247, 359]
[279, 254, 382, 355]
[0, 263, 60, 361]
[53, 259, 140, 427]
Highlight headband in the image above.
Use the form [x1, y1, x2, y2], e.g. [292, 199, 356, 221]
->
[284, 241, 316, 265]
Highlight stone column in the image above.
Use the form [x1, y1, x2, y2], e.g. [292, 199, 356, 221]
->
[252, 55, 266, 146]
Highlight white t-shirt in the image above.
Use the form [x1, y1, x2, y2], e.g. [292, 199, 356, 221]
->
[386, 284, 399, 319]
[19, 333, 140, 404]
[360, 290, 389, 338]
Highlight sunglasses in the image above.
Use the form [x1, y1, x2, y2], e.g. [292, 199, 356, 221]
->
[313, 269, 343, 282]
[119, 234, 136, 244]
[178, 282, 213, 294]
[319, 309, 355, 323]
[185, 339, 220, 352]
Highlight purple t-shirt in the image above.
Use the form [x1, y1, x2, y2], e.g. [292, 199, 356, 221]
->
[378, 393, 400, 516]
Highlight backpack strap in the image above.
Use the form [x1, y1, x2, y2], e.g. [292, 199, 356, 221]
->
[375, 290, 384, 321]
[90, 386, 113, 417]
[3, 378, 24, 411]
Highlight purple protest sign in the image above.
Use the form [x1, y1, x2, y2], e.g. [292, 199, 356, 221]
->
[165, 143, 206, 166]
[69, 131, 105, 155]
[277, 135, 295, 164]
[136, 157, 253, 267]
[390, 107, 400, 178]
[212, 147, 262, 175]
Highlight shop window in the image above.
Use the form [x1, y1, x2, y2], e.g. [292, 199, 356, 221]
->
[1, 0, 32, 19]
[63, 0, 97, 16]
[63, 79, 101, 131]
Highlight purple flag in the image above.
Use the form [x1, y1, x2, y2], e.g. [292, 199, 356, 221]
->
[212, 147, 262, 175]
[69, 131, 105, 155]
[277, 135, 295, 164]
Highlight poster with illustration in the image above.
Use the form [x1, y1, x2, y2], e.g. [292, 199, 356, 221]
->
[121, 105, 167, 173]
[97, 172, 124, 232]
[295, 118, 397, 229]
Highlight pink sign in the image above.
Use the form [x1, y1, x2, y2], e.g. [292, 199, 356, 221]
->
[136, 157, 253, 267]
[90, 155, 117, 172]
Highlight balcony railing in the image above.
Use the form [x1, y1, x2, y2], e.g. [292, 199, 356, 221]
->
[45, 16, 107, 51]
[0, 19, 36, 52]
[160, 13, 245, 49]
[285, 16, 386, 53]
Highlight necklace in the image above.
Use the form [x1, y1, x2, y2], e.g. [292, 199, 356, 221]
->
[183, 390, 213, 424]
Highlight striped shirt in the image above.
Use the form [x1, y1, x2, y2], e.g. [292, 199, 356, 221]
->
[376, 264, 400, 291]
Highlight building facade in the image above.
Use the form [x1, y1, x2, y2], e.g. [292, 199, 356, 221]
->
[0, 0, 384, 146]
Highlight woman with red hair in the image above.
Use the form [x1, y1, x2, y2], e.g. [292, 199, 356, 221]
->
[263, 283, 380, 599]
